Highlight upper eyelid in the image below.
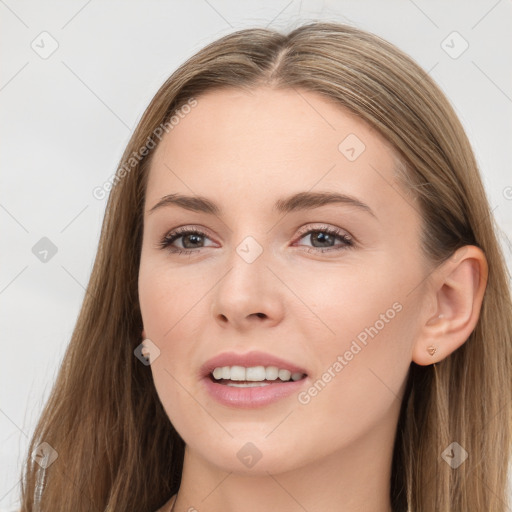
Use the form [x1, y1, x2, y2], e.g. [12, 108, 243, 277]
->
[295, 224, 351, 237]
[163, 223, 350, 237]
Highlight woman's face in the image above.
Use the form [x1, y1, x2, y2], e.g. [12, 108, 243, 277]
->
[138, 86, 429, 474]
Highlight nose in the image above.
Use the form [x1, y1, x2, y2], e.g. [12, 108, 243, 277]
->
[210, 243, 286, 331]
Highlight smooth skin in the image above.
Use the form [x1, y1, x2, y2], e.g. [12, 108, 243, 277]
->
[138, 87, 487, 512]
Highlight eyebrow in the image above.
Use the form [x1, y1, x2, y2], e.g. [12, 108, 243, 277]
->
[147, 191, 376, 218]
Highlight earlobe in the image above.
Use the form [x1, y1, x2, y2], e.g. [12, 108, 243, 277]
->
[412, 245, 488, 366]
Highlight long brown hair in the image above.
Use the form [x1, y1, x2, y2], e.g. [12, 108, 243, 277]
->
[20, 22, 512, 511]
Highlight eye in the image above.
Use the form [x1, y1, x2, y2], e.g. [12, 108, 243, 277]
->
[158, 227, 215, 255]
[157, 224, 354, 256]
[294, 225, 354, 253]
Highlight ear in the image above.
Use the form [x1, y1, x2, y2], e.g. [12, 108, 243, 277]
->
[142, 329, 147, 339]
[412, 245, 488, 365]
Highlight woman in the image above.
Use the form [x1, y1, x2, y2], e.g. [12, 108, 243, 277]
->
[20, 22, 511, 512]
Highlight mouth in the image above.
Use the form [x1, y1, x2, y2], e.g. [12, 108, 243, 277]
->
[200, 352, 309, 408]
[209, 364, 307, 387]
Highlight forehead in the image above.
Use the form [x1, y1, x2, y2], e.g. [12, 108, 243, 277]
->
[145, 86, 408, 218]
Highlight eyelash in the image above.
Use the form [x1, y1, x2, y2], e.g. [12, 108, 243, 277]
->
[157, 225, 354, 256]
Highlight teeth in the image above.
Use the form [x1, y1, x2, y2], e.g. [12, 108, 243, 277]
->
[265, 366, 279, 380]
[227, 382, 271, 387]
[211, 365, 305, 382]
[278, 369, 291, 381]
[230, 365, 246, 381]
[246, 366, 266, 381]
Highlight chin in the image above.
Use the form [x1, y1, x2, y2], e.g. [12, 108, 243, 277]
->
[191, 437, 309, 476]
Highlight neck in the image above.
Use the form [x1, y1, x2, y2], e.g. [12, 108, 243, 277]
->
[172, 417, 396, 512]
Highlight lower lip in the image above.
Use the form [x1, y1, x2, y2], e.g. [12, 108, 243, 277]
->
[202, 376, 308, 408]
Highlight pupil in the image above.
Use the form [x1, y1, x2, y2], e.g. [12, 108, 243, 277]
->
[312, 232, 333, 247]
[183, 234, 202, 248]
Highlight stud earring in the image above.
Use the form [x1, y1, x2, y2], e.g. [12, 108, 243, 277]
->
[427, 345, 437, 356]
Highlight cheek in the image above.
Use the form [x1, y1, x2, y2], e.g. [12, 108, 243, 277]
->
[290, 298, 414, 458]
[290, 258, 417, 410]
[138, 259, 210, 430]
[138, 257, 207, 339]
[289, 256, 414, 351]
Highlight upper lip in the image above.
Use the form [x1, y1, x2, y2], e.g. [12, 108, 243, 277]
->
[200, 351, 308, 378]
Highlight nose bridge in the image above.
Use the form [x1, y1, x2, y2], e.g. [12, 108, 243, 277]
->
[220, 233, 270, 303]
[210, 230, 284, 327]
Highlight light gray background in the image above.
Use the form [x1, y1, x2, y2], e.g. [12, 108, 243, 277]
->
[1, 1, 511, 509]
